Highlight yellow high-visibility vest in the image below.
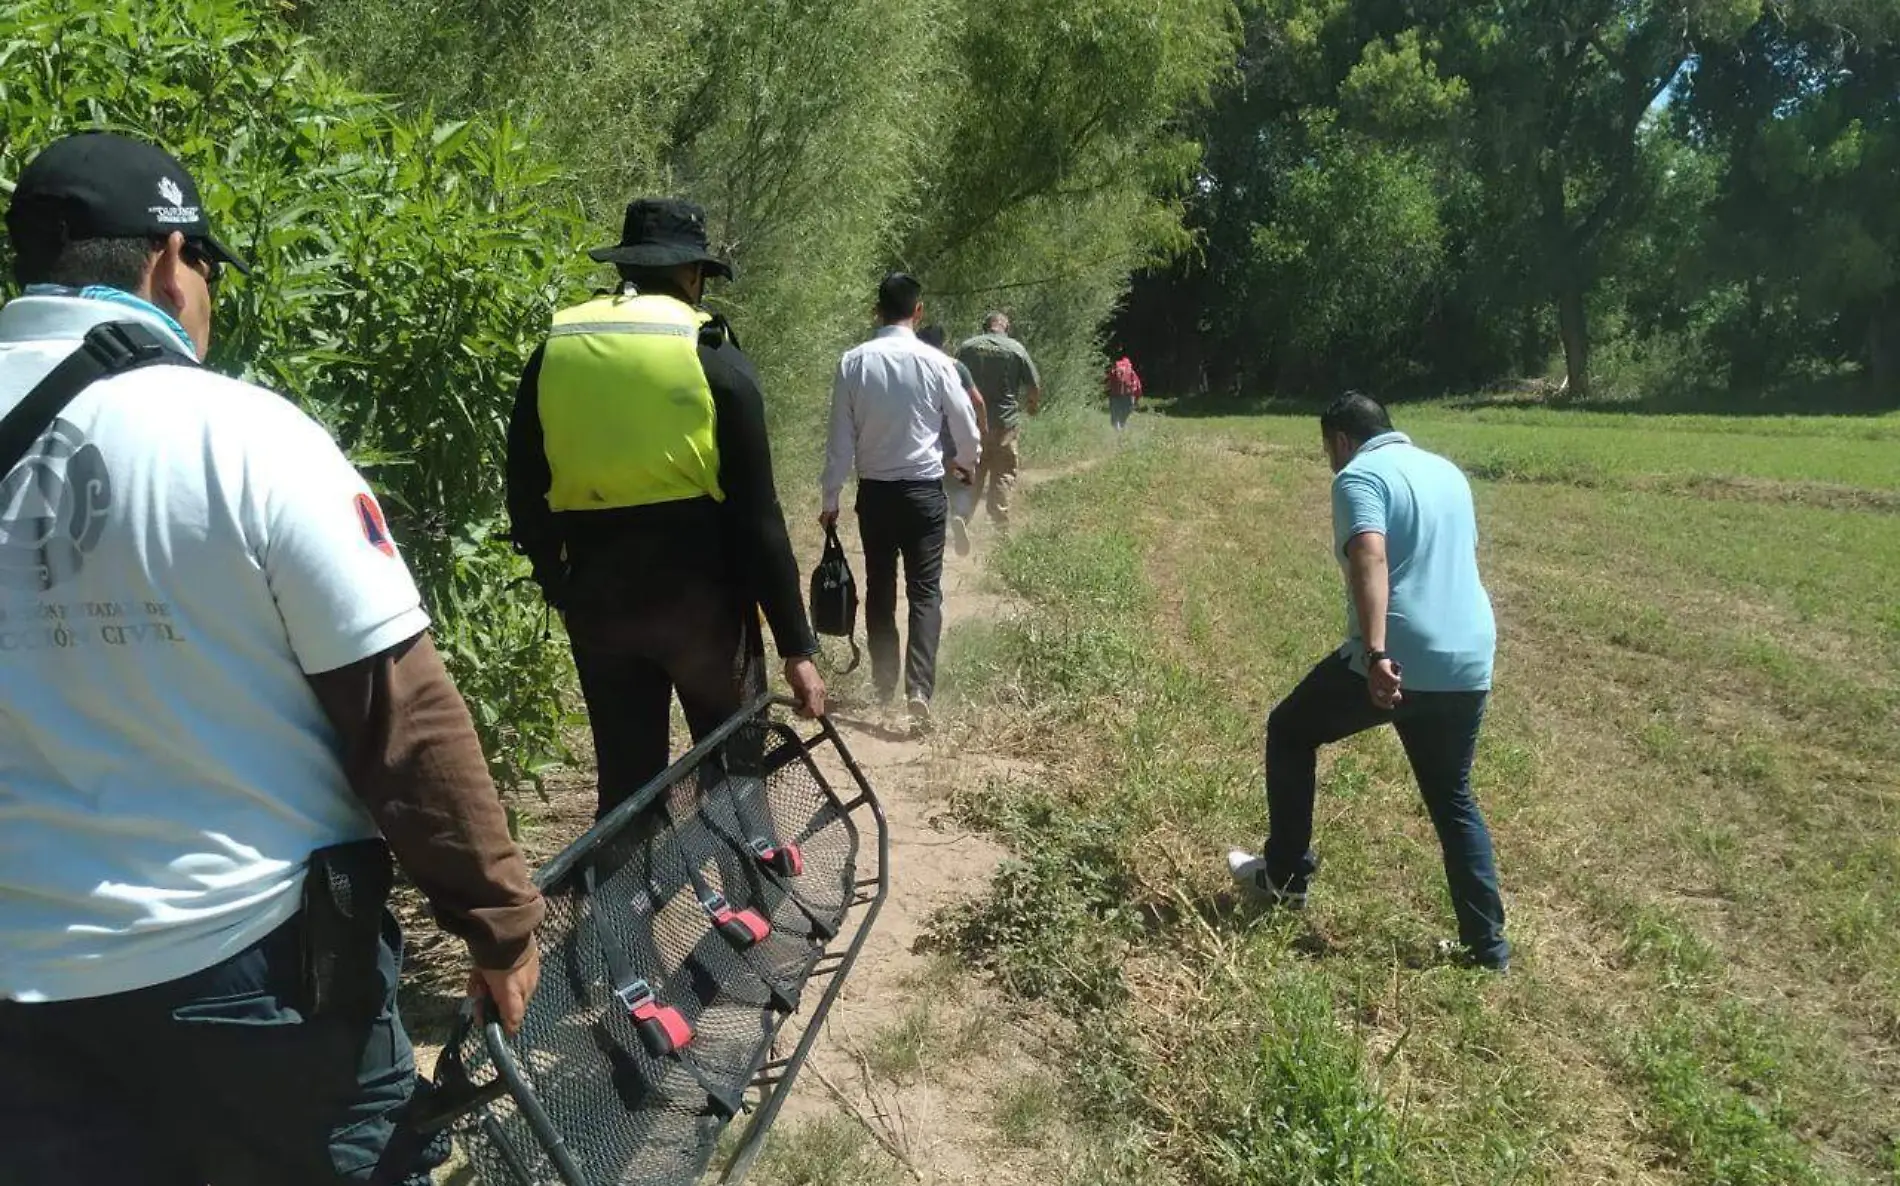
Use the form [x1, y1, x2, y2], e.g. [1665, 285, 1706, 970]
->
[537, 291, 723, 512]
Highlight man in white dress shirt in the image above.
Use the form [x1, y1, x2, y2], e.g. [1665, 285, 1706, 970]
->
[821, 273, 980, 728]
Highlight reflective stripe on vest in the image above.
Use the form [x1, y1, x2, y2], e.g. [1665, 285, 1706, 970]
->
[538, 292, 723, 513]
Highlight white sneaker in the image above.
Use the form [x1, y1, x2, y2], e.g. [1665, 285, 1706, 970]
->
[951, 515, 971, 557]
[1436, 938, 1510, 973]
[1226, 849, 1307, 909]
[907, 696, 934, 733]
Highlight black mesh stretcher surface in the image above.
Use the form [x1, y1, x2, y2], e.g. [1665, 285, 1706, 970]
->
[418, 696, 889, 1185]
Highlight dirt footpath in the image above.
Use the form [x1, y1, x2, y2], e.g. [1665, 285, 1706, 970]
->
[759, 480, 1062, 1185]
[414, 467, 1084, 1185]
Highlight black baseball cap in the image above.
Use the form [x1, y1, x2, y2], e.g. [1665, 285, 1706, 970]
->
[5, 132, 250, 275]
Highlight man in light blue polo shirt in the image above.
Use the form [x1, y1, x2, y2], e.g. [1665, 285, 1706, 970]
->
[1228, 392, 1508, 971]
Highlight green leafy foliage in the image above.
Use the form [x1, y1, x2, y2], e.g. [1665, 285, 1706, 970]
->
[1248, 120, 1447, 386]
[1681, 5, 1900, 398]
[907, 0, 1239, 404]
[0, 0, 589, 790]
[300, 0, 1240, 434]
[1121, 0, 1900, 409]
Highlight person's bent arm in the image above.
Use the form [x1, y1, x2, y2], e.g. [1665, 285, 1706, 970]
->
[1020, 345, 1043, 416]
[967, 383, 989, 438]
[307, 634, 545, 1033]
[259, 410, 542, 1033]
[1345, 532, 1390, 656]
[701, 335, 825, 718]
[1345, 531, 1401, 709]
[505, 346, 564, 607]
[820, 359, 854, 524]
[1335, 469, 1399, 708]
[941, 360, 981, 474]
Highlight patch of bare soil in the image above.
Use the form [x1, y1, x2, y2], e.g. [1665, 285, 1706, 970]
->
[757, 469, 1082, 1185]
[406, 464, 1092, 1184]
[1634, 473, 1900, 514]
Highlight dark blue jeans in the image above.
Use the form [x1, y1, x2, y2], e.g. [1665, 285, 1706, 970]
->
[1264, 652, 1508, 966]
[0, 910, 446, 1186]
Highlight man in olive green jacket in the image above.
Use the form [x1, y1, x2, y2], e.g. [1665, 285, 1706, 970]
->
[955, 312, 1040, 527]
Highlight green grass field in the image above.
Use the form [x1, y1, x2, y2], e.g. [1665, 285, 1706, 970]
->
[933, 400, 1900, 1184]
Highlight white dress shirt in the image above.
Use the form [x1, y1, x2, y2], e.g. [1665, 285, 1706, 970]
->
[822, 324, 981, 512]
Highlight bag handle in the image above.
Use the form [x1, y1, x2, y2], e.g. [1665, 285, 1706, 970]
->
[817, 522, 860, 674]
[821, 521, 848, 562]
[834, 635, 861, 675]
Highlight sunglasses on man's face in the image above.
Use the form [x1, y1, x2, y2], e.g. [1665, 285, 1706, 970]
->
[182, 240, 222, 289]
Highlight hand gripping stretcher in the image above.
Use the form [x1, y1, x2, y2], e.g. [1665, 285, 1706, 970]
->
[415, 696, 889, 1185]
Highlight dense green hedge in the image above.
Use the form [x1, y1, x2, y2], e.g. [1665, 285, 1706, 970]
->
[3, 0, 1237, 799]
[1, 0, 588, 792]
[297, 0, 1240, 437]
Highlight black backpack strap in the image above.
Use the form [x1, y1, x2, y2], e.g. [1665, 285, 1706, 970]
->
[0, 321, 194, 477]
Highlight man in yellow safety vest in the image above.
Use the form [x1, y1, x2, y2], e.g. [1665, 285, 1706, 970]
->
[507, 198, 825, 818]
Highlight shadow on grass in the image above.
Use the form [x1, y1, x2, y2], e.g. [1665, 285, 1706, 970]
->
[1147, 371, 1898, 421]
[1144, 886, 1343, 962]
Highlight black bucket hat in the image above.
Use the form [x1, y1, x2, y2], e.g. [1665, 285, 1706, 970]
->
[6, 132, 250, 274]
[587, 198, 733, 279]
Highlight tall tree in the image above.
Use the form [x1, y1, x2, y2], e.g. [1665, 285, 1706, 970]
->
[1427, 0, 1762, 399]
[1684, 1, 1900, 400]
[908, 0, 1240, 399]
[1119, 0, 1465, 397]
[908, 0, 1238, 271]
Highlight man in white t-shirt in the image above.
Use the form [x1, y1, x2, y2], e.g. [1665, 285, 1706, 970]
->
[0, 133, 544, 1184]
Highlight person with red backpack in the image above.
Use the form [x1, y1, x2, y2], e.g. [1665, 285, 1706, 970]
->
[1106, 353, 1143, 432]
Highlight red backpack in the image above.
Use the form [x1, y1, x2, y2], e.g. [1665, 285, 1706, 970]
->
[1107, 356, 1143, 400]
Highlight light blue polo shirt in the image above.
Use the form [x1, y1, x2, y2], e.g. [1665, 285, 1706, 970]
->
[1332, 431, 1496, 692]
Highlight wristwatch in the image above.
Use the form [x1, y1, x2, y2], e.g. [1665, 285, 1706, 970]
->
[1365, 648, 1389, 664]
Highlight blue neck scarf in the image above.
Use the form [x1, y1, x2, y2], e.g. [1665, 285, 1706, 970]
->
[23, 284, 196, 354]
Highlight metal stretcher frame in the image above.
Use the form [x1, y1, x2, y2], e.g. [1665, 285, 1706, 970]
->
[425, 695, 889, 1185]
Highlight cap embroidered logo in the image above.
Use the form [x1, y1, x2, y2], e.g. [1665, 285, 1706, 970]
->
[354, 493, 396, 557]
[151, 175, 200, 226]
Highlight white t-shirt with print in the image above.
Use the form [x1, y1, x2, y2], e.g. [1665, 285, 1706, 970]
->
[0, 294, 430, 1002]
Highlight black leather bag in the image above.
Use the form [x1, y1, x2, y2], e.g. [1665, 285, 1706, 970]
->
[808, 523, 861, 673]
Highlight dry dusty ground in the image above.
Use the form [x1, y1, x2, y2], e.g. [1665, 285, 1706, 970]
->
[405, 464, 1089, 1185]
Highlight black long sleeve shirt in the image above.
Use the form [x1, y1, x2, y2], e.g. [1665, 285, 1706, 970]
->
[504, 314, 818, 659]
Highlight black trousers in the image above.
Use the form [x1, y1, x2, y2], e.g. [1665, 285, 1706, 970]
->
[856, 479, 947, 703]
[567, 582, 764, 819]
[0, 912, 443, 1186]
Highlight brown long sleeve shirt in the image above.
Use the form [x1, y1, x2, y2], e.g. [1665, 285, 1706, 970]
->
[306, 632, 544, 971]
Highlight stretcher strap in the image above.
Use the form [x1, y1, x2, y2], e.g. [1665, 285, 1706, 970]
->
[580, 865, 743, 1118]
[638, 829, 800, 1015]
[703, 781, 839, 943]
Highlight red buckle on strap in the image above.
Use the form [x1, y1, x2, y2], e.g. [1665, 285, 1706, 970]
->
[752, 839, 805, 877]
[616, 979, 693, 1057]
[702, 893, 772, 947]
